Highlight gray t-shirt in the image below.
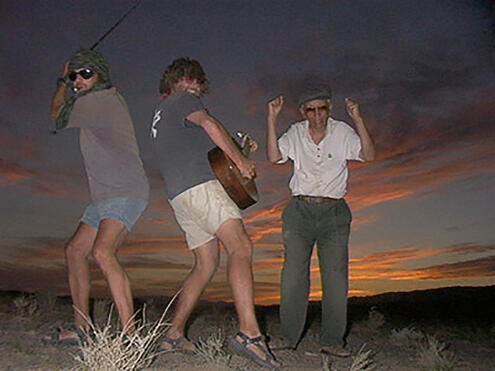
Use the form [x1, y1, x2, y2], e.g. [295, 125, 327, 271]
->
[150, 91, 216, 199]
[67, 87, 149, 203]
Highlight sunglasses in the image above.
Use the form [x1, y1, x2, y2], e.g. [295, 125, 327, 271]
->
[304, 105, 329, 114]
[68, 68, 95, 82]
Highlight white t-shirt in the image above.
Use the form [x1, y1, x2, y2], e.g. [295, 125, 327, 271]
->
[277, 117, 362, 199]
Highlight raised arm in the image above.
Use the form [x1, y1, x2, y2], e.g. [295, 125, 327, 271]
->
[266, 95, 284, 163]
[187, 110, 256, 179]
[345, 98, 375, 161]
[50, 62, 69, 120]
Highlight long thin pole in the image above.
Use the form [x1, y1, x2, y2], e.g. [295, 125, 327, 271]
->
[90, 0, 143, 50]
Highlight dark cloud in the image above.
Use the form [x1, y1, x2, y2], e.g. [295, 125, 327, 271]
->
[441, 243, 495, 256]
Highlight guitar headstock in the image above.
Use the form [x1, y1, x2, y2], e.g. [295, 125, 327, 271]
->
[236, 131, 250, 143]
[236, 131, 253, 156]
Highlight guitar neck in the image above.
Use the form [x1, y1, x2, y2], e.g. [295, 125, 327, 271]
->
[242, 144, 251, 157]
[238, 132, 251, 158]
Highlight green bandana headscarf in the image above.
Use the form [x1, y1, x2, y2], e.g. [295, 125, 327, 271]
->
[54, 48, 112, 132]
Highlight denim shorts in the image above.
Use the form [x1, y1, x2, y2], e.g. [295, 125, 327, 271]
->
[81, 197, 147, 231]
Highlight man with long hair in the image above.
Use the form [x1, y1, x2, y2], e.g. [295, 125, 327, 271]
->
[151, 57, 279, 369]
[46, 49, 149, 344]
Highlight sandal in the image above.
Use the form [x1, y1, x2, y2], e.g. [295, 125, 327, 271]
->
[229, 331, 280, 369]
[159, 335, 196, 353]
[43, 327, 87, 346]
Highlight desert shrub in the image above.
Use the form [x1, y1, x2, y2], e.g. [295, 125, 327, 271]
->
[390, 326, 424, 347]
[194, 327, 231, 367]
[13, 293, 38, 317]
[36, 291, 58, 312]
[74, 293, 178, 371]
[320, 352, 332, 371]
[366, 306, 385, 330]
[417, 334, 458, 371]
[350, 344, 376, 371]
[92, 298, 113, 327]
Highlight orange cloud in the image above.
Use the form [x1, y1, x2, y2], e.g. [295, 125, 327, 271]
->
[0, 158, 36, 185]
[348, 243, 495, 283]
[351, 214, 378, 230]
[389, 255, 495, 281]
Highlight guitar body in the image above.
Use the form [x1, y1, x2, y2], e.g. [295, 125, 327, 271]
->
[208, 146, 259, 210]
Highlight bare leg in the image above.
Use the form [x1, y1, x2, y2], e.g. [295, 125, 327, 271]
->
[91, 219, 133, 332]
[217, 219, 280, 367]
[162, 239, 220, 350]
[216, 219, 259, 336]
[65, 222, 98, 330]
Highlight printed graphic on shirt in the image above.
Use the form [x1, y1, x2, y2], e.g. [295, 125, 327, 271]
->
[151, 109, 161, 138]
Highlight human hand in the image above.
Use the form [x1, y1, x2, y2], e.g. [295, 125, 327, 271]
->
[238, 157, 256, 179]
[241, 135, 258, 153]
[345, 98, 362, 122]
[268, 95, 284, 118]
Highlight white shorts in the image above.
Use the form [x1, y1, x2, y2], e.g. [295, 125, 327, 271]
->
[170, 180, 242, 250]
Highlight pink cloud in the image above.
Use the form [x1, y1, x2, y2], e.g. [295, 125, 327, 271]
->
[0, 158, 36, 185]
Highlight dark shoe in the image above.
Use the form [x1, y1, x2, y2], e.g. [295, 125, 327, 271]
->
[229, 331, 281, 369]
[320, 344, 351, 357]
[43, 327, 87, 346]
[159, 335, 196, 353]
[268, 335, 296, 351]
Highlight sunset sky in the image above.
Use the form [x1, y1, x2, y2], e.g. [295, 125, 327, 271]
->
[1, 0, 494, 304]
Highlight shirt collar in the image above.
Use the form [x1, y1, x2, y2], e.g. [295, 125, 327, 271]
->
[302, 117, 336, 143]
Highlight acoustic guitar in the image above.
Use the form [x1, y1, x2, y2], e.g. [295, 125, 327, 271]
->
[208, 132, 259, 210]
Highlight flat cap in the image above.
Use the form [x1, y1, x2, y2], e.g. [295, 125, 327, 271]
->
[297, 86, 332, 107]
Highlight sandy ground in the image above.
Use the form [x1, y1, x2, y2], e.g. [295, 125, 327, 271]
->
[1, 287, 494, 370]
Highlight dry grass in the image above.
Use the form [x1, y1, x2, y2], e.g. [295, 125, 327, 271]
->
[417, 334, 458, 371]
[73, 292, 179, 371]
[320, 352, 332, 371]
[92, 298, 113, 327]
[36, 291, 58, 312]
[350, 344, 376, 371]
[320, 344, 375, 371]
[13, 293, 38, 317]
[390, 326, 424, 347]
[365, 307, 385, 331]
[194, 327, 231, 368]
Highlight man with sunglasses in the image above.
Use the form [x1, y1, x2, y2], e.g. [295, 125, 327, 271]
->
[266, 87, 375, 357]
[46, 49, 149, 344]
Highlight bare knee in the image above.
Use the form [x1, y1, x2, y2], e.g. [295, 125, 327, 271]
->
[92, 246, 116, 270]
[64, 223, 97, 262]
[227, 238, 253, 263]
[65, 238, 91, 262]
[196, 252, 220, 279]
[192, 242, 221, 279]
[217, 219, 253, 261]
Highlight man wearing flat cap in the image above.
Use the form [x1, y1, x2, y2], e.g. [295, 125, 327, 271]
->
[266, 86, 375, 357]
[46, 49, 149, 344]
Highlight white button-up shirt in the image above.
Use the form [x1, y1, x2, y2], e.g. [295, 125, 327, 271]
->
[277, 117, 362, 199]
